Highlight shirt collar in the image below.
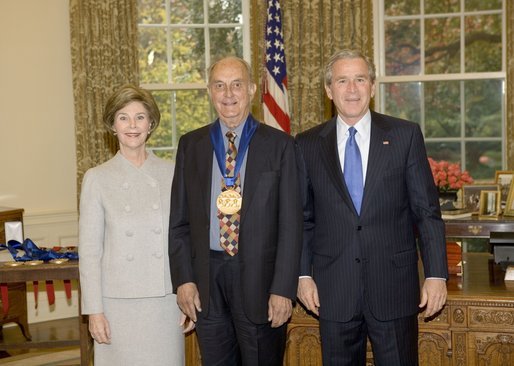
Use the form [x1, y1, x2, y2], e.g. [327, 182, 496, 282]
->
[337, 110, 371, 138]
[219, 116, 248, 140]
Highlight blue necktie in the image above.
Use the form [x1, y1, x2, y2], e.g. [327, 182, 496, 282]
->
[344, 127, 363, 214]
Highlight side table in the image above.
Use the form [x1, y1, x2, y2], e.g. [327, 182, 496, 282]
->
[0, 261, 90, 366]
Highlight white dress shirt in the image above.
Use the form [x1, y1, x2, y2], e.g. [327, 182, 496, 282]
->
[336, 110, 371, 184]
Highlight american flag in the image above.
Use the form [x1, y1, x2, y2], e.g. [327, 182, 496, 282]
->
[262, 0, 290, 134]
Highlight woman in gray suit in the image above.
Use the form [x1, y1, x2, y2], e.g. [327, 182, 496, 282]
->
[79, 84, 190, 365]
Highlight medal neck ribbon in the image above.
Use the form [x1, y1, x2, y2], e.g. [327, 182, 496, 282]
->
[210, 115, 258, 187]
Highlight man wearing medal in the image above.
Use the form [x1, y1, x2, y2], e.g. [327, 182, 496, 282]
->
[169, 56, 302, 365]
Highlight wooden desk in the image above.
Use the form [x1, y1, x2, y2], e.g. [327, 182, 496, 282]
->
[184, 254, 514, 366]
[284, 253, 514, 366]
[0, 261, 91, 366]
[183, 219, 514, 365]
[444, 215, 514, 238]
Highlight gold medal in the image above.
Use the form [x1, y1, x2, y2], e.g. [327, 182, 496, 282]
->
[217, 189, 242, 215]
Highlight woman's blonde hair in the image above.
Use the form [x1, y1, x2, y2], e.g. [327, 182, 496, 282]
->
[103, 84, 161, 140]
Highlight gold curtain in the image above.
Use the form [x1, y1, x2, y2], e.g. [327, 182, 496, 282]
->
[507, 0, 514, 169]
[69, 0, 139, 203]
[250, 0, 373, 135]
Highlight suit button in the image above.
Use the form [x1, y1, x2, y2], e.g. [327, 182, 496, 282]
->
[126, 254, 134, 261]
[357, 226, 362, 231]
[355, 258, 361, 263]
[124, 205, 131, 212]
[152, 203, 159, 210]
[125, 230, 134, 237]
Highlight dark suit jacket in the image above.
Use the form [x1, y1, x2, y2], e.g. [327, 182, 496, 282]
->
[169, 116, 302, 324]
[296, 111, 448, 322]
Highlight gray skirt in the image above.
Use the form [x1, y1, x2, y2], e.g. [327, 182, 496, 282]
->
[94, 293, 184, 366]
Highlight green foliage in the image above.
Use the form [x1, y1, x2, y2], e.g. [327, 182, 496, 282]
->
[385, 19, 420, 75]
[425, 81, 461, 138]
[465, 80, 502, 138]
[425, 0, 459, 14]
[384, 0, 419, 16]
[465, 15, 502, 72]
[381, 82, 421, 122]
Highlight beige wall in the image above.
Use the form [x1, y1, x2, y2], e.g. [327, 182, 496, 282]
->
[0, 0, 76, 216]
[0, 0, 79, 322]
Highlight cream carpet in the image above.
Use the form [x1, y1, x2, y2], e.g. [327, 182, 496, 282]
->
[0, 348, 80, 366]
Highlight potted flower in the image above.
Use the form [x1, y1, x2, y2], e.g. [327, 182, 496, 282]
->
[428, 158, 473, 210]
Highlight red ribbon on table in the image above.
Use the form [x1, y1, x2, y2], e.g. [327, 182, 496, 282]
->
[33, 281, 39, 309]
[63, 279, 72, 300]
[45, 280, 55, 305]
[32, 280, 72, 308]
[1, 283, 8, 315]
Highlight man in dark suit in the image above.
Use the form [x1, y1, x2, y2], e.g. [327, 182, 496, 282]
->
[169, 56, 302, 365]
[296, 49, 448, 365]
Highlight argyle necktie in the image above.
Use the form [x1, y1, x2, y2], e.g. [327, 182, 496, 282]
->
[344, 127, 363, 214]
[218, 131, 240, 256]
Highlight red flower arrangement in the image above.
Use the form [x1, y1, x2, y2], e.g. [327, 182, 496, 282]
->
[428, 158, 473, 192]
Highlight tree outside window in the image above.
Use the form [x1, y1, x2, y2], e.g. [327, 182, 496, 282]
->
[377, 0, 505, 180]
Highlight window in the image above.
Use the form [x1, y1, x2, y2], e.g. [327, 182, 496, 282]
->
[137, 0, 250, 159]
[375, 0, 505, 180]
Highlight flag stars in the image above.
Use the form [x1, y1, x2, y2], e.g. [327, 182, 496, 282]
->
[273, 53, 284, 63]
[272, 66, 280, 75]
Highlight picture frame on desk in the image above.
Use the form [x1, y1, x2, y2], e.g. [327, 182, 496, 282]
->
[478, 190, 501, 220]
[503, 180, 514, 216]
[495, 170, 514, 204]
[462, 183, 499, 214]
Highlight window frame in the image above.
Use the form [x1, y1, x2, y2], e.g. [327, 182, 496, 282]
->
[137, 0, 251, 158]
[372, 0, 507, 174]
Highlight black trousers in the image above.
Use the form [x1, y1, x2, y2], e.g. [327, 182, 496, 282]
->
[319, 296, 419, 366]
[195, 250, 287, 366]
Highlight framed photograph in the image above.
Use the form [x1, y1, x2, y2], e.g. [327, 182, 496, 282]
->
[495, 170, 514, 203]
[504, 180, 514, 216]
[462, 183, 500, 214]
[478, 190, 501, 219]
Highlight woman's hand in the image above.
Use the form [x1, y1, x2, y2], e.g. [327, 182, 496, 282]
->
[179, 312, 196, 333]
[88, 313, 112, 344]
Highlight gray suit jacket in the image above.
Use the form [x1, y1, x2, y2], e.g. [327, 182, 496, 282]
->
[79, 151, 174, 314]
[296, 111, 448, 322]
[169, 116, 302, 324]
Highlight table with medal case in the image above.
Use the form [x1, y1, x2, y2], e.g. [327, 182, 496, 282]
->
[0, 207, 91, 365]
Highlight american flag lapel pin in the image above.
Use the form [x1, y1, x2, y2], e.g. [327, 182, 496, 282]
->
[383, 140, 390, 145]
